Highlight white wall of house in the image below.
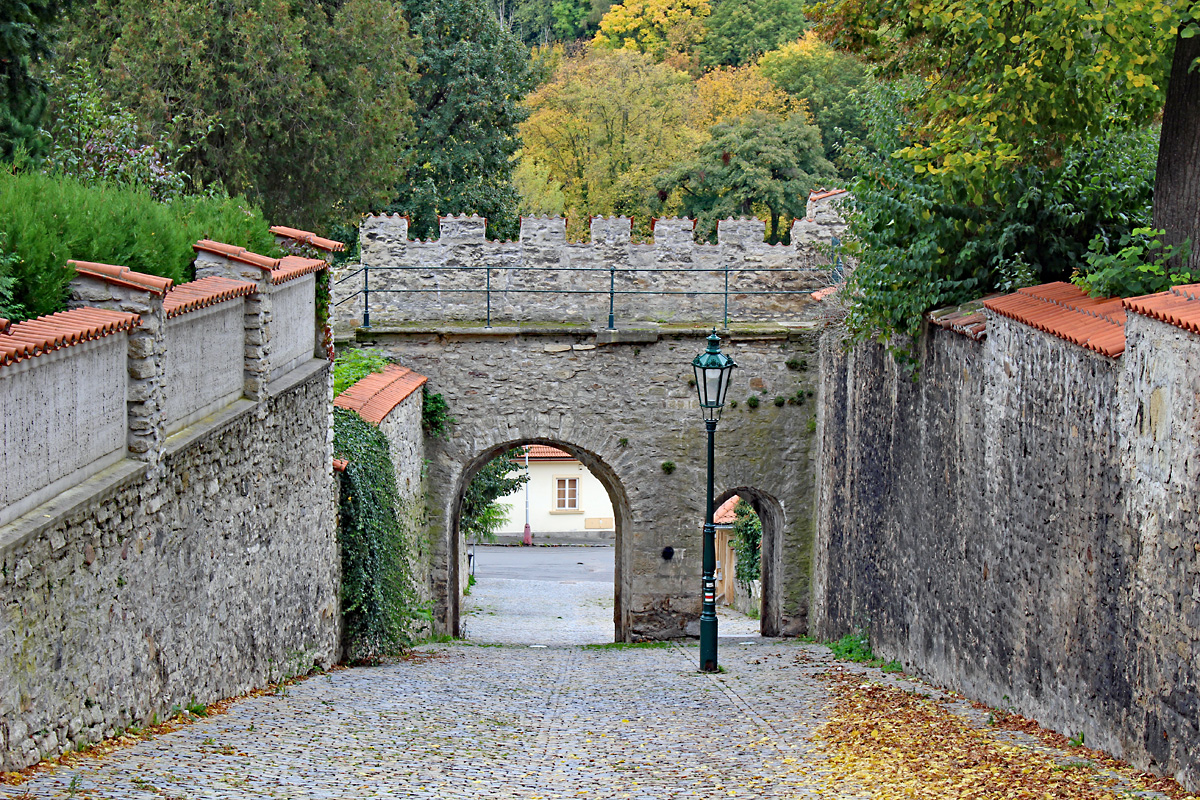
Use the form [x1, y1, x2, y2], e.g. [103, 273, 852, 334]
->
[495, 458, 615, 543]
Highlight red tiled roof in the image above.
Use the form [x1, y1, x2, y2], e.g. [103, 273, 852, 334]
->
[513, 444, 574, 461]
[163, 276, 258, 318]
[0, 307, 140, 368]
[1123, 283, 1200, 334]
[0, 317, 11, 335]
[270, 225, 346, 252]
[811, 285, 840, 302]
[333, 458, 349, 473]
[714, 495, 740, 525]
[334, 364, 428, 425]
[926, 295, 999, 340]
[193, 240, 326, 285]
[984, 282, 1127, 358]
[809, 188, 848, 202]
[70, 261, 174, 295]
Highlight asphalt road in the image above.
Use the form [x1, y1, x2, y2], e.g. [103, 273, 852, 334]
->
[470, 544, 614, 583]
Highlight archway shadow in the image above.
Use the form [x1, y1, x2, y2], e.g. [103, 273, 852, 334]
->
[714, 486, 786, 637]
[450, 438, 634, 642]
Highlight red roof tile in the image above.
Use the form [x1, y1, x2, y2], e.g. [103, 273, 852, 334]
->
[270, 225, 346, 252]
[70, 261, 174, 295]
[926, 295, 999, 340]
[163, 276, 258, 318]
[334, 364, 429, 425]
[811, 285, 840, 302]
[714, 495, 740, 525]
[194, 240, 326, 285]
[983, 282, 1127, 358]
[809, 188, 848, 202]
[0, 307, 140, 368]
[512, 444, 574, 461]
[1123, 283, 1200, 335]
[0, 318, 10, 335]
[333, 458, 349, 473]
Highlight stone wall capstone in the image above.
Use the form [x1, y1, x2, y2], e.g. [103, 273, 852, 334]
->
[813, 311, 1200, 791]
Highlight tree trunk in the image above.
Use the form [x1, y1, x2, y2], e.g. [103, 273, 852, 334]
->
[1153, 29, 1200, 274]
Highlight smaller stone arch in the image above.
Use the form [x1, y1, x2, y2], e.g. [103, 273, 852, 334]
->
[449, 438, 635, 641]
[713, 486, 786, 637]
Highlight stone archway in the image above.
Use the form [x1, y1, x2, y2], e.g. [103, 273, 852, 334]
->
[448, 437, 634, 641]
[713, 487, 787, 637]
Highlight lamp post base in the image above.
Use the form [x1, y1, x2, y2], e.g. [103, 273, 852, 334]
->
[700, 615, 718, 672]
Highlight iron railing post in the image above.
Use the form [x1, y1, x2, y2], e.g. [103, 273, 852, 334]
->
[486, 267, 492, 328]
[607, 264, 616, 330]
[362, 264, 371, 329]
[723, 262, 730, 330]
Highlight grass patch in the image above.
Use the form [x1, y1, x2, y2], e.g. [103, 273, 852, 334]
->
[828, 631, 904, 673]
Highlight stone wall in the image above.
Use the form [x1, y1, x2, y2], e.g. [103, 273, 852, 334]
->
[334, 214, 845, 332]
[1, 266, 338, 771]
[349, 323, 822, 642]
[814, 313, 1200, 790]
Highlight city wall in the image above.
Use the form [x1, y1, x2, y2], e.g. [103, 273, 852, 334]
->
[0, 254, 339, 770]
[814, 309, 1200, 790]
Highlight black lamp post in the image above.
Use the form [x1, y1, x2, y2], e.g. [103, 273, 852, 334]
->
[691, 330, 736, 672]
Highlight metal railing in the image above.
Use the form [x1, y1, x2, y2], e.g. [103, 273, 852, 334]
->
[334, 257, 842, 330]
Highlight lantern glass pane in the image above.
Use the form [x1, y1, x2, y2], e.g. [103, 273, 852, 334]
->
[704, 367, 724, 407]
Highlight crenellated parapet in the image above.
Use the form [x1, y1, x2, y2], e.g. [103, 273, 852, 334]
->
[338, 209, 848, 330]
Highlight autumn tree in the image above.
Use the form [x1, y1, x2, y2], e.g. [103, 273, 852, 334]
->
[593, 0, 710, 70]
[758, 31, 870, 169]
[657, 111, 834, 243]
[699, 0, 808, 67]
[1, 0, 70, 160]
[61, 0, 415, 227]
[518, 48, 697, 236]
[692, 64, 802, 130]
[385, 0, 534, 240]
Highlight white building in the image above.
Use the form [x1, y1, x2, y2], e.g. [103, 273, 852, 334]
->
[494, 445, 615, 544]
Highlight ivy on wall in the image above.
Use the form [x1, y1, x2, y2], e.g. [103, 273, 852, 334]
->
[333, 408, 429, 661]
[732, 499, 762, 588]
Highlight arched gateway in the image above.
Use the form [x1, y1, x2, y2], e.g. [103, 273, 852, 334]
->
[352, 324, 822, 641]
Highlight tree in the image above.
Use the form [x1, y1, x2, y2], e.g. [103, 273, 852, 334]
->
[0, 0, 70, 160]
[731, 499, 762, 588]
[657, 111, 835, 243]
[518, 48, 698, 236]
[61, 0, 415, 227]
[461, 451, 529, 544]
[385, 0, 534, 241]
[593, 0, 710, 68]
[1153, 22, 1200, 272]
[699, 0, 807, 68]
[758, 31, 871, 170]
[692, 63, 801, 130]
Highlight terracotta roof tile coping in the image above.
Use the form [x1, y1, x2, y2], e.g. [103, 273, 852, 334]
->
[984, 282, 1126, 358]
[70, 261, 174, 295]
[1, 307, 140, 368]
[927, 295, 1000, 340]
[334, 364, 429, 425]
[0, 318, 10, 335]
[1123, 283, 1200, 334]
[270, 225, 346, 252]
[333, 458, 349, 473]
[714, 494, 740, 525]
[193, 240, 327, 284]
[163, 276, 258, 318]
[811, 285, 840, 302]
[809, 188, 848, 201]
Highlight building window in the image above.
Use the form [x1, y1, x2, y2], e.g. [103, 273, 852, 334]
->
[556, 477, 578, 510]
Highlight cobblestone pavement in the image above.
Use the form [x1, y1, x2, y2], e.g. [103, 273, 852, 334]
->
[1, 640, 844, 799]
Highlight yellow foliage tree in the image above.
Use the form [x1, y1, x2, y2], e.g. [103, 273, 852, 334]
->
[593, 0, 710, 64]
[692, 64, 806, 130]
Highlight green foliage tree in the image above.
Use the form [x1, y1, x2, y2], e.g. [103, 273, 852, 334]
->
[731, 499, 762, 588]
[460, 451, 529, 544]
[519, 48, 697, 237]
[758, 32, 870, 170]
[699, 0, 808, 68]
[593, 0, 710, 68]
[62, 0, 415, 227]
[0, 0, 68, 161]
[838, 83, 1161, 348]
[384, 0, 534, 241]
[657, 111, 835, 243]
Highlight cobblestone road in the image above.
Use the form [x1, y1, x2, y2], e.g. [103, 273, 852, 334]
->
[1, 640, 843, 799]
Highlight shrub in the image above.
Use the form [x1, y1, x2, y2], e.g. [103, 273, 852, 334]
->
[0, 170, 276, 320]
[333, 348, 390, 396]
[732, 499, 762, 587]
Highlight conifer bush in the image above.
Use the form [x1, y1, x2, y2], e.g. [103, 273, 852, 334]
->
[0, 170, 276, 319]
